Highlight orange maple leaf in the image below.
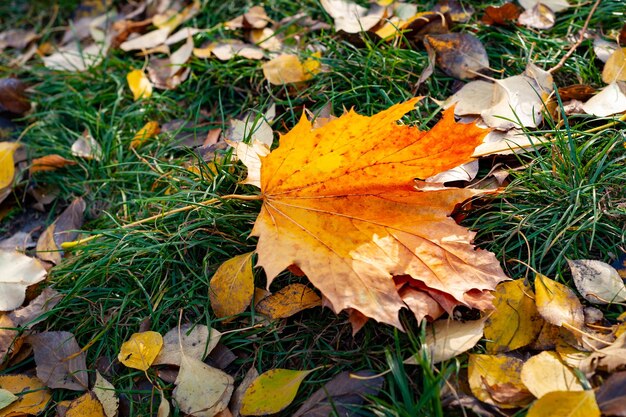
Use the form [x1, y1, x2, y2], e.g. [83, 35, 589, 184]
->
[251, 98, 508, 328]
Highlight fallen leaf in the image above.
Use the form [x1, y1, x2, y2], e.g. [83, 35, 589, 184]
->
[582, 82, 626, 117]
[568, 259, 626, 304]
[518, 0, 569, 13]
[173, 355, 234, 417]
[0, 29, 38, 51]
[411, 317, 486, 364]
[579, 333, 626, 374]
[595, 371, 626, 416]
[230, 141, 271, 188]
[209, 252, 255, 319]
[481, 3, 521, 25]
[71, 131, 103, 161]
[225, 6, 271, 30]
[28, 331, 89, 391]
[31, 154, 77, 173]
[118, 331, 163, 371]
[534, 274, 584, 331]
[262, 53, 321, 85]
[0, 375, 50, 417]
[93, 371, 118, 417]
[36, 197, 86, 265]
[240, 368, 314, 416]
[0, 231, 33, 252]
[195, 40, 264, 61]
[557, 84, 596, 101]
[0, 251, 47, 311]
[424, 33, 489, 80]
[251, 99, 508, 327]
[0, 389, 17, 410]
[65, 392, 106, 417]
[0, 142, 20, 193]
[603, 48, 626, 83]
[292, 370, 384, 417]
[320, 0, 385, 33]
[249, 28, 282, 51]
[153, 324, 221, 366]
[520, 351, 584, 398]
[526, 390, 599, 417]
[158, 390, 170, 417]
[468, 354, 533, 408]
[433, 0, 474, 23]
[518, 3, 556, 30]
[255, 283, 321, 319]
[484, 279, 544, 353]
[230, 367, 259, 417]
[398, 285, 445, 323]
[130, 121, 160, 149]
[43, 40, 110, 72]
[120, 28, 170, 51]
[0, 78, 30, 114]
[127, 69, 153, 101]
[227, 114, 274, 147]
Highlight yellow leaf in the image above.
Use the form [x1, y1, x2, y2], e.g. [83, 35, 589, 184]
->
[0, 142, 20, 190]
[262, 54, 320, 85]
[240, 368, 314, 416]
[520, 351, 584, 398]
[65, 392, 106, 417]
[602, 47, 626, 84]
[255, 283, 321, 319]
[210, 252, 255, 319]
[468, 354, 533, 408]
[484, 279, 543, 353]
[118, 331, 163, 371]
[0, 375, 51, 417]
[252, 99, 508, 327]
[126, 69, 153, 101]
[130, 121, 160, 149]
[535, 274, 584, 331]
[527, 390, 600, 417]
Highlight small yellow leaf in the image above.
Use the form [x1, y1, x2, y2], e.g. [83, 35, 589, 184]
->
[118, 331, 163, 371]
[255, 283, 321, 319]
[130, 121, 160, 149]
[484, 279, 543, 353]
[0, 375, 51, 417]
[0, 142, 20, 190]
[468, 354, 533, 408]
[527, 390, 600, 417]
[209, 252, 255, 319]
[521, 351, 584, 398]
[535, 274, 584, 331]
[65, 392, 106, 417]
[127, 69, 153, 101]
[240, 368, 314, 416]
[262, 54, 320, 85]
[603, 47, 626, 84]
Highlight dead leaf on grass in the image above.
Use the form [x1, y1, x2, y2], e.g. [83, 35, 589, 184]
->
[130, 121, 160, 149]
[153, 324, 221, 366]
[518, 4, 556, 30]
[65, 392, 106, 417]
[582, 81, 626, 117]
[118, 331, 163, 371]
[0, 78, 30, 114]
[603, 48, 626, 84]
[31, 154, 77, 173]
[0, 251, 47, 311]
[71, 130, 103, 161]
[534, 274, 584, 331]
[230, 367, 259, 417]
[424, 33, 489, 80]
[36, 197, 86, 265]
[520, 351, 583, 398]
[468, 354, 533, 408]
[240, 368, 315, 416]
[481, 3, 521, 26]
[0, 375, 50, 417]
[526, 390, 599, 417]
[579, 333, 626, 374]
[519, 0, 569, 13]
[225, 6, 271, 30]
[209, 252, 255, 319]
[127, 69, 153, 100]
[255, 283, 321, 319]
[194, 40, 265, 61]
[568, 259, 626, 304]
[93, 371, 118, 417]
[320, 0, 385, 33]
[262, 53, 321, 84]
[433, 0, 474, 23]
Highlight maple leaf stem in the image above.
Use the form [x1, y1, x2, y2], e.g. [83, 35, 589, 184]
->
[61, 193, 261, 249]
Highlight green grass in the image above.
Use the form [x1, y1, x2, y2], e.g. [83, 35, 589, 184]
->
[1, 0, 625, 415]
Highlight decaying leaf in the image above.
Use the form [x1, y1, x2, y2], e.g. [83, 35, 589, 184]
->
[251, 99, 508, 327]
[209, 252, 255, 319]
[424, 33, 489, 80]
[127, 69, 153, 101]
[93, 371, 118, 417]
[582, 82, 626, 117]
[433, 0, 474, 23]
[518, 3, 556, 30]
[65, 392, 106, 417]
[230, 367, 259, 417]
[292, 370, 384, 417]
[579, 333, 626, 375]
[568, 259, 626, 304]
[0, 78, 30, 114]
[0, 251, 47, 312]
[71, 131, 103, 161]
[36, 197, 86, 265]
[320, 0, 385, 33]
[153, 324, 221, 366]
[534, 274, 584, 331]
[411, 318, 486, 364]
[519, 0, 570, 13]
[481, 3, 521, 25]
[31, 154, 77, 173]
[118, 330, 163, 371]
[173, 355, 234, 417]
[262, 53, 321, 85]
[28, 331, 89, 391]
[484, 279, 543, 353]
[0, 375, 50, 417]
[595, 371, 626, 416]
[230, 140, 271, 188]
[195, 40, 264, 61]
[130, 121, 160, 149]
[520, 351, 583, 398]
[225, 6, 271, 30]
[255, 283, 321, 319]
[468, 354, 533, 408]
[240, 368, 314, 416]
[526, 390, 599, 417]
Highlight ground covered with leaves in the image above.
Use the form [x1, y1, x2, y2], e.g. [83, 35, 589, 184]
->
[1, 0, 626, 416]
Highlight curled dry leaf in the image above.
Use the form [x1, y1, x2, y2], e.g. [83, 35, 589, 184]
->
[255, 283, 321, 319]
[579, 333, 626, 375]
[153, 324, 221, 366]
[481, 3, 521, 25]
[209, 252, 255, 319]
[582, 82, 626, 117]
[526, 390, 599, 417]
[424, 33, 489, 80]
[251, 99, 508, 327]
[173, 355, 234, 417]
[484, 279, 543, 353]
[262, 53, 321, 85]
[71, 131, 103, 161]
[410, 317, 486, 364]
[127, 69, 153, 101]
[468, 354, 533, 408]
[320, 0, 385, 33]
[0, 375, 50, 417]
[568, 259, 626, 304]
[240, 368, 314, 416]
[534, 274, 584, 331]
[28, 331, 89, 391]
[520, 351, 583, 398]
[118, 331, 163, 371]
[0, 251, 47, 312]
[31, 154, 76, 173]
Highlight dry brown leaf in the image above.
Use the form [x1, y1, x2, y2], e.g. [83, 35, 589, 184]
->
[255, 283, 321, 319]
[93, 371, 118, 417]
[36, 197, 86, 265]
[120, 28, 170, 51]
[579, 333, 626, 375]
[596, 371, 626, 416]
[31, 154, 76, 173]
[521, 351, 583, 398]
[481, 3, 522, 25]
[225, 6, 271, 30]
[28, 331, 89, 391]
[518, 3, 556, 30]
[194, 40, 265, 61]
[0, 251, 48, 312]
[153, 324, 221, 366]
[0, 78, 30, 114]
[468, 354, 533, 408]
[71, 131, 103, 161]
[433, 0, 474, 23]
[424, 33, 489, 80]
